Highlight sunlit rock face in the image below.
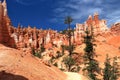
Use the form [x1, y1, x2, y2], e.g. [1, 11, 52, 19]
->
[111, 22, 120, 35]
[74, 24, 85, 45]
[0, 2, 4, 43]
[75, 12, 109, 34]
[73, 13, 110, 44]
[87, 12, 109, 33]
[9, 24, 61, 50]
[0, 0, 15, 47]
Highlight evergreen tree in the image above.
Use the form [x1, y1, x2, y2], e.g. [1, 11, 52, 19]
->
[62, 44, 80, 72]
[110, 56, 120, 80]
[63, 16, 80, 72]
[103, 55, 120, 80]
[83, 27, 100, 80]
[64, 16, 73, 56]
[40, 44, 45, 53]
[103, 54, 112, 80]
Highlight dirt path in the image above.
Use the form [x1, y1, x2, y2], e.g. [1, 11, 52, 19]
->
[65, 72, 88, 80]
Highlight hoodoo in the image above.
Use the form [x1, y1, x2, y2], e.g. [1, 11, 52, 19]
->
[0, 0, 14, 47]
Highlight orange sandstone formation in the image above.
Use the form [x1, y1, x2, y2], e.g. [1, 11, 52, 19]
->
[0, 0, 15, 47]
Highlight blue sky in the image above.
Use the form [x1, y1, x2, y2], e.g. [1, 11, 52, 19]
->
[6, 0, 120, 31]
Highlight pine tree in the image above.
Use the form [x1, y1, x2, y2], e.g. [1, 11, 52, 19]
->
[103, 54, 112, 80]
[83, 27, 100, 80]
[64, 16, 73, 56]
[110, 56, 120, 80]
[103, 55, 120, 80]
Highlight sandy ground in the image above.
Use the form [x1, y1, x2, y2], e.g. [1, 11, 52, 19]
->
[65, 72, 89, 80]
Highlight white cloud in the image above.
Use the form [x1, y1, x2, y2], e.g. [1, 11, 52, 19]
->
[52, 0, 103, 23]
[106, 13, 120, 26]
[16, 0, 30, 5]
[82, 0, 94, 3]
[52, 0, 120, 27]
[15, 0, 42, 5]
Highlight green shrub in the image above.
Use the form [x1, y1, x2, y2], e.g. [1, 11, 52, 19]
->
[63, 56, 75, 71]
[34, 52, 41, 58]
[53, 62, 58, 67]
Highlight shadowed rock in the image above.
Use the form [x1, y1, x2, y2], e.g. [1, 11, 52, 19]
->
[0, 71, 28, 80]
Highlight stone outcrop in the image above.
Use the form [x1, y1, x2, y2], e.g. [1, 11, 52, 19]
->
[74, 12, 109, 43]
[86, 12, 109, 32]
[74, 24, 85, 45]
[0, 44, 66, 80]
[74, 12, 109, 34]
[8, 24, 68, 50]
[111, 22, 120, 35]
[0, 0, 15, 47]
